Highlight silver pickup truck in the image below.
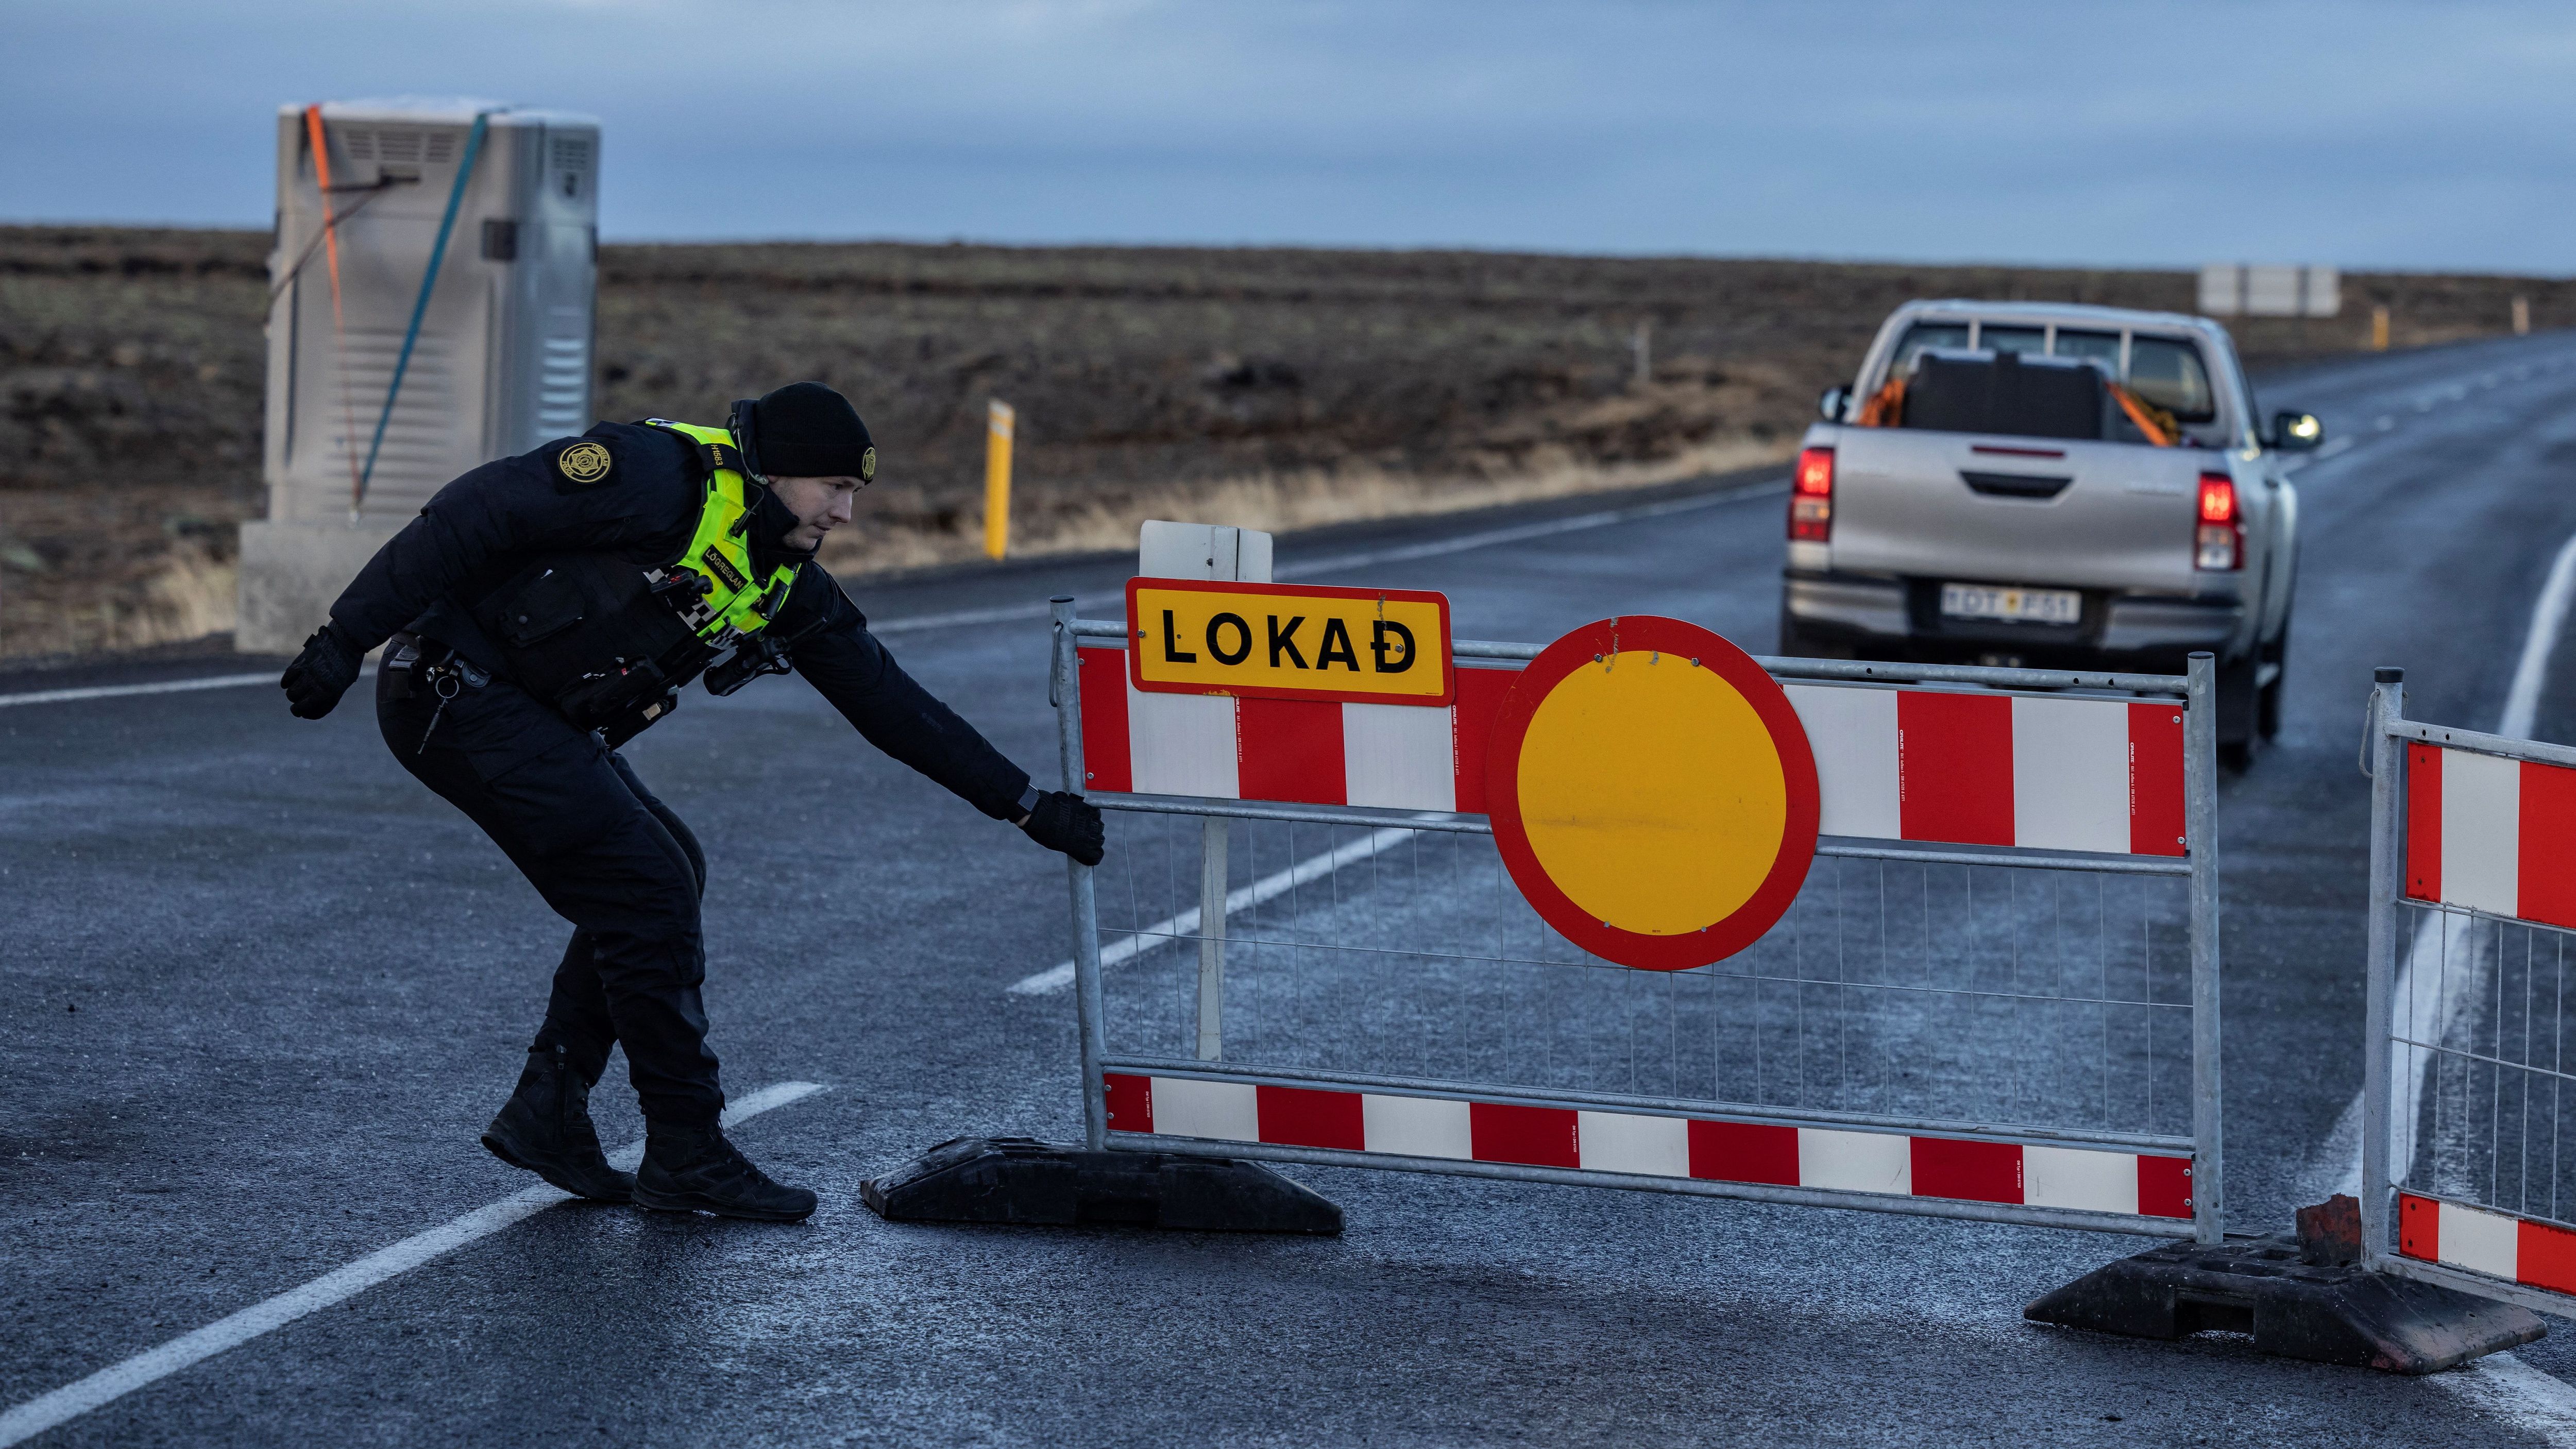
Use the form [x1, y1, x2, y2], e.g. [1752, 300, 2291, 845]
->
[1780, 299, 2318, 763]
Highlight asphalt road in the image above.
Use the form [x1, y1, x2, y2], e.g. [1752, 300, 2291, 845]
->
[10, 330, 2576, 1446]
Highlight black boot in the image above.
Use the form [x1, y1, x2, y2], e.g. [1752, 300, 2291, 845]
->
[481, 1045, 634, 1203]
[633, 1121, 818, 1222]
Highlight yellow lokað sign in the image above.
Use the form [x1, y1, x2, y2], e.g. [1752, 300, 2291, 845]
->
[1126, 578, 1453, 705]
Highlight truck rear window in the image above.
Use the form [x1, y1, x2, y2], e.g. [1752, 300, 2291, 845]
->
[2054, 329, 2122, 368]
[2127, 337, 2216, 421]
[1890, 323, 1970, 374]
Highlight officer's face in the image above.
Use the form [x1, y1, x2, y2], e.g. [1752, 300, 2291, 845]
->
[768, 475, 864, 550]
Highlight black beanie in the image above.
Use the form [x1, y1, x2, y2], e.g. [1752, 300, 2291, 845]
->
[751, 382, 876, 482]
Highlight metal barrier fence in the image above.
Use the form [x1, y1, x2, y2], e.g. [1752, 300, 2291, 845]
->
[1047, 600, 2223, 1242]
[2364, 669, 2576, 1314]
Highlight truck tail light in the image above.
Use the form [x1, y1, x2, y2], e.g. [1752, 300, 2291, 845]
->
[1791, 447, 1834, 542]
[2195, 473, 2241, 570]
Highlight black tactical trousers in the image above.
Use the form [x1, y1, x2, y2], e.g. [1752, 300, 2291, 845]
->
[376, 646, 724, 1124]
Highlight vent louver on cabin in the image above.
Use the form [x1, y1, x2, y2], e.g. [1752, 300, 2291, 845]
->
[549, 137, 591, 200]
[334, 127, 459, 167]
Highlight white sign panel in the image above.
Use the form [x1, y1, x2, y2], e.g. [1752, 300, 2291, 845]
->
[2198, 264, 2341, 319]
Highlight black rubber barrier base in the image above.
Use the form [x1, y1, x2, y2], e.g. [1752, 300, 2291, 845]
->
[2026, 1235, 2545, 1374]
[859, 1136, 1343, 1234]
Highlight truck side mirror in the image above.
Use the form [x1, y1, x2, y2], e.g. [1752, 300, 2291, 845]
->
[2271, 411, 2323, 451]
[1819, 386, 1852, 423]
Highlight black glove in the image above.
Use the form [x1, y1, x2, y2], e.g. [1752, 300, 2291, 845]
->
[280, 623, 365, 720]
[1021, 790, 1105, 866]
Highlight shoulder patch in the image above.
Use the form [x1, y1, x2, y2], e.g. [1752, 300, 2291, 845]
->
[557, 440, 614, 486]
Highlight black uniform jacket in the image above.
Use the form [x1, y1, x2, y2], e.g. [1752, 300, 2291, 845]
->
[328, 421, 1032, 820]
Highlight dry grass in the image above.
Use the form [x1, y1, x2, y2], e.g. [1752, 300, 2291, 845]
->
[0, 546, 234, 658]
[816, 434, 1789, 575]
[0, 483, 242, 658]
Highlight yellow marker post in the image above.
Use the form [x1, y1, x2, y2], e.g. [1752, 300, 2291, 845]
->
[984, 399, 1014, 560]
[2372, 304, 2391, 352]
[2515, 296, 2532, 337]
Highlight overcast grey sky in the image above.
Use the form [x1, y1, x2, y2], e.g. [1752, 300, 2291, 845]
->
[5, 0, 2570, 271]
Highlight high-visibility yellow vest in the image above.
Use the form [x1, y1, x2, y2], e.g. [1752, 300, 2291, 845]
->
[643, 419, 802, 642]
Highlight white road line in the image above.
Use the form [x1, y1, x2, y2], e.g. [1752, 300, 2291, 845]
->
[2500, 530, 2576, 740]
[2431, 1352, 2576, 1442]
[872, 601, 1056, 634]
[0, 664, 385, 710]
[877, 476, 1785, 636]
[0, 672, 278, 708]
[2321, 913, 2486, 1202]
[0, 1081, 826, 1448]
[1273, 480, 1783, 582]
[1009, 824, 1421, 996]
[2279, 433, 2373, 479]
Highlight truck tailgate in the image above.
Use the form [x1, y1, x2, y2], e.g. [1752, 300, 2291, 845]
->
[1827, 429, 2207, 593]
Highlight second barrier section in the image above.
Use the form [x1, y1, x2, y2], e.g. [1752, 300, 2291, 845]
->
[2364, 667, 2576, 1317]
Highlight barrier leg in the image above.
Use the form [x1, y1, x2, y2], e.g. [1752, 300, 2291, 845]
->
[2025, 1232, 2541, 1373]
[2027, 663, 2541, 1374]
[2361, 668, 2404, 1266]
[2186, 651, 2225, 1245]
[1047, 596, 1110, 1149]
[860, 598, 1341, 1235]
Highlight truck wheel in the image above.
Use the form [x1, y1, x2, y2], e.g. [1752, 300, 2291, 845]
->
[1776, 621, 1852, 660]
[2218, 651, 2260, 771]
[2258, 625, 2290, 741]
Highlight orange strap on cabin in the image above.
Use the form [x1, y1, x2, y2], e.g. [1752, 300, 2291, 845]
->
[1853, 377, 1906, 427]
[302, 105, 366, 505]
[2107, 383, 2176, 447]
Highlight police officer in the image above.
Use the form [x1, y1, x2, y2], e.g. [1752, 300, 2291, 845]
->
[276, 382, 1103, 1223]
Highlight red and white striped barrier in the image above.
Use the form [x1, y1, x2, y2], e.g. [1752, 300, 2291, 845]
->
[2404, 743, 2576, 927]
[1077, 645, 1517, 813]
[1077, 643, 2185, 857]
[1107, 1073, 2192, 1220]
[2398, 1192, 2576, 1296]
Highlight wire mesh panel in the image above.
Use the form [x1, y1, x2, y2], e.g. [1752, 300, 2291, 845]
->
[1092, 810, 2196, 1143]
[2390, 902, 2576, 1230]
[1047, 604, 2219, 1238]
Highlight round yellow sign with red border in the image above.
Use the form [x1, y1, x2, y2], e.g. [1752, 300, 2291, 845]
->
[1486, 616, 1820, 970]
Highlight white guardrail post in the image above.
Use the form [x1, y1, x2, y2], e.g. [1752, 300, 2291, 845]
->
[1051, 595, 1111, 1150]
[2187, 651, 2225, 1245]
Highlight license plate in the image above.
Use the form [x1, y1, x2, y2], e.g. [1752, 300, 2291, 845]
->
[1940, 583, 2081, 625]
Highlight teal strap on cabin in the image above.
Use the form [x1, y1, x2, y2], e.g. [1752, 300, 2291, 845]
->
[356, 109, 492, 513]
